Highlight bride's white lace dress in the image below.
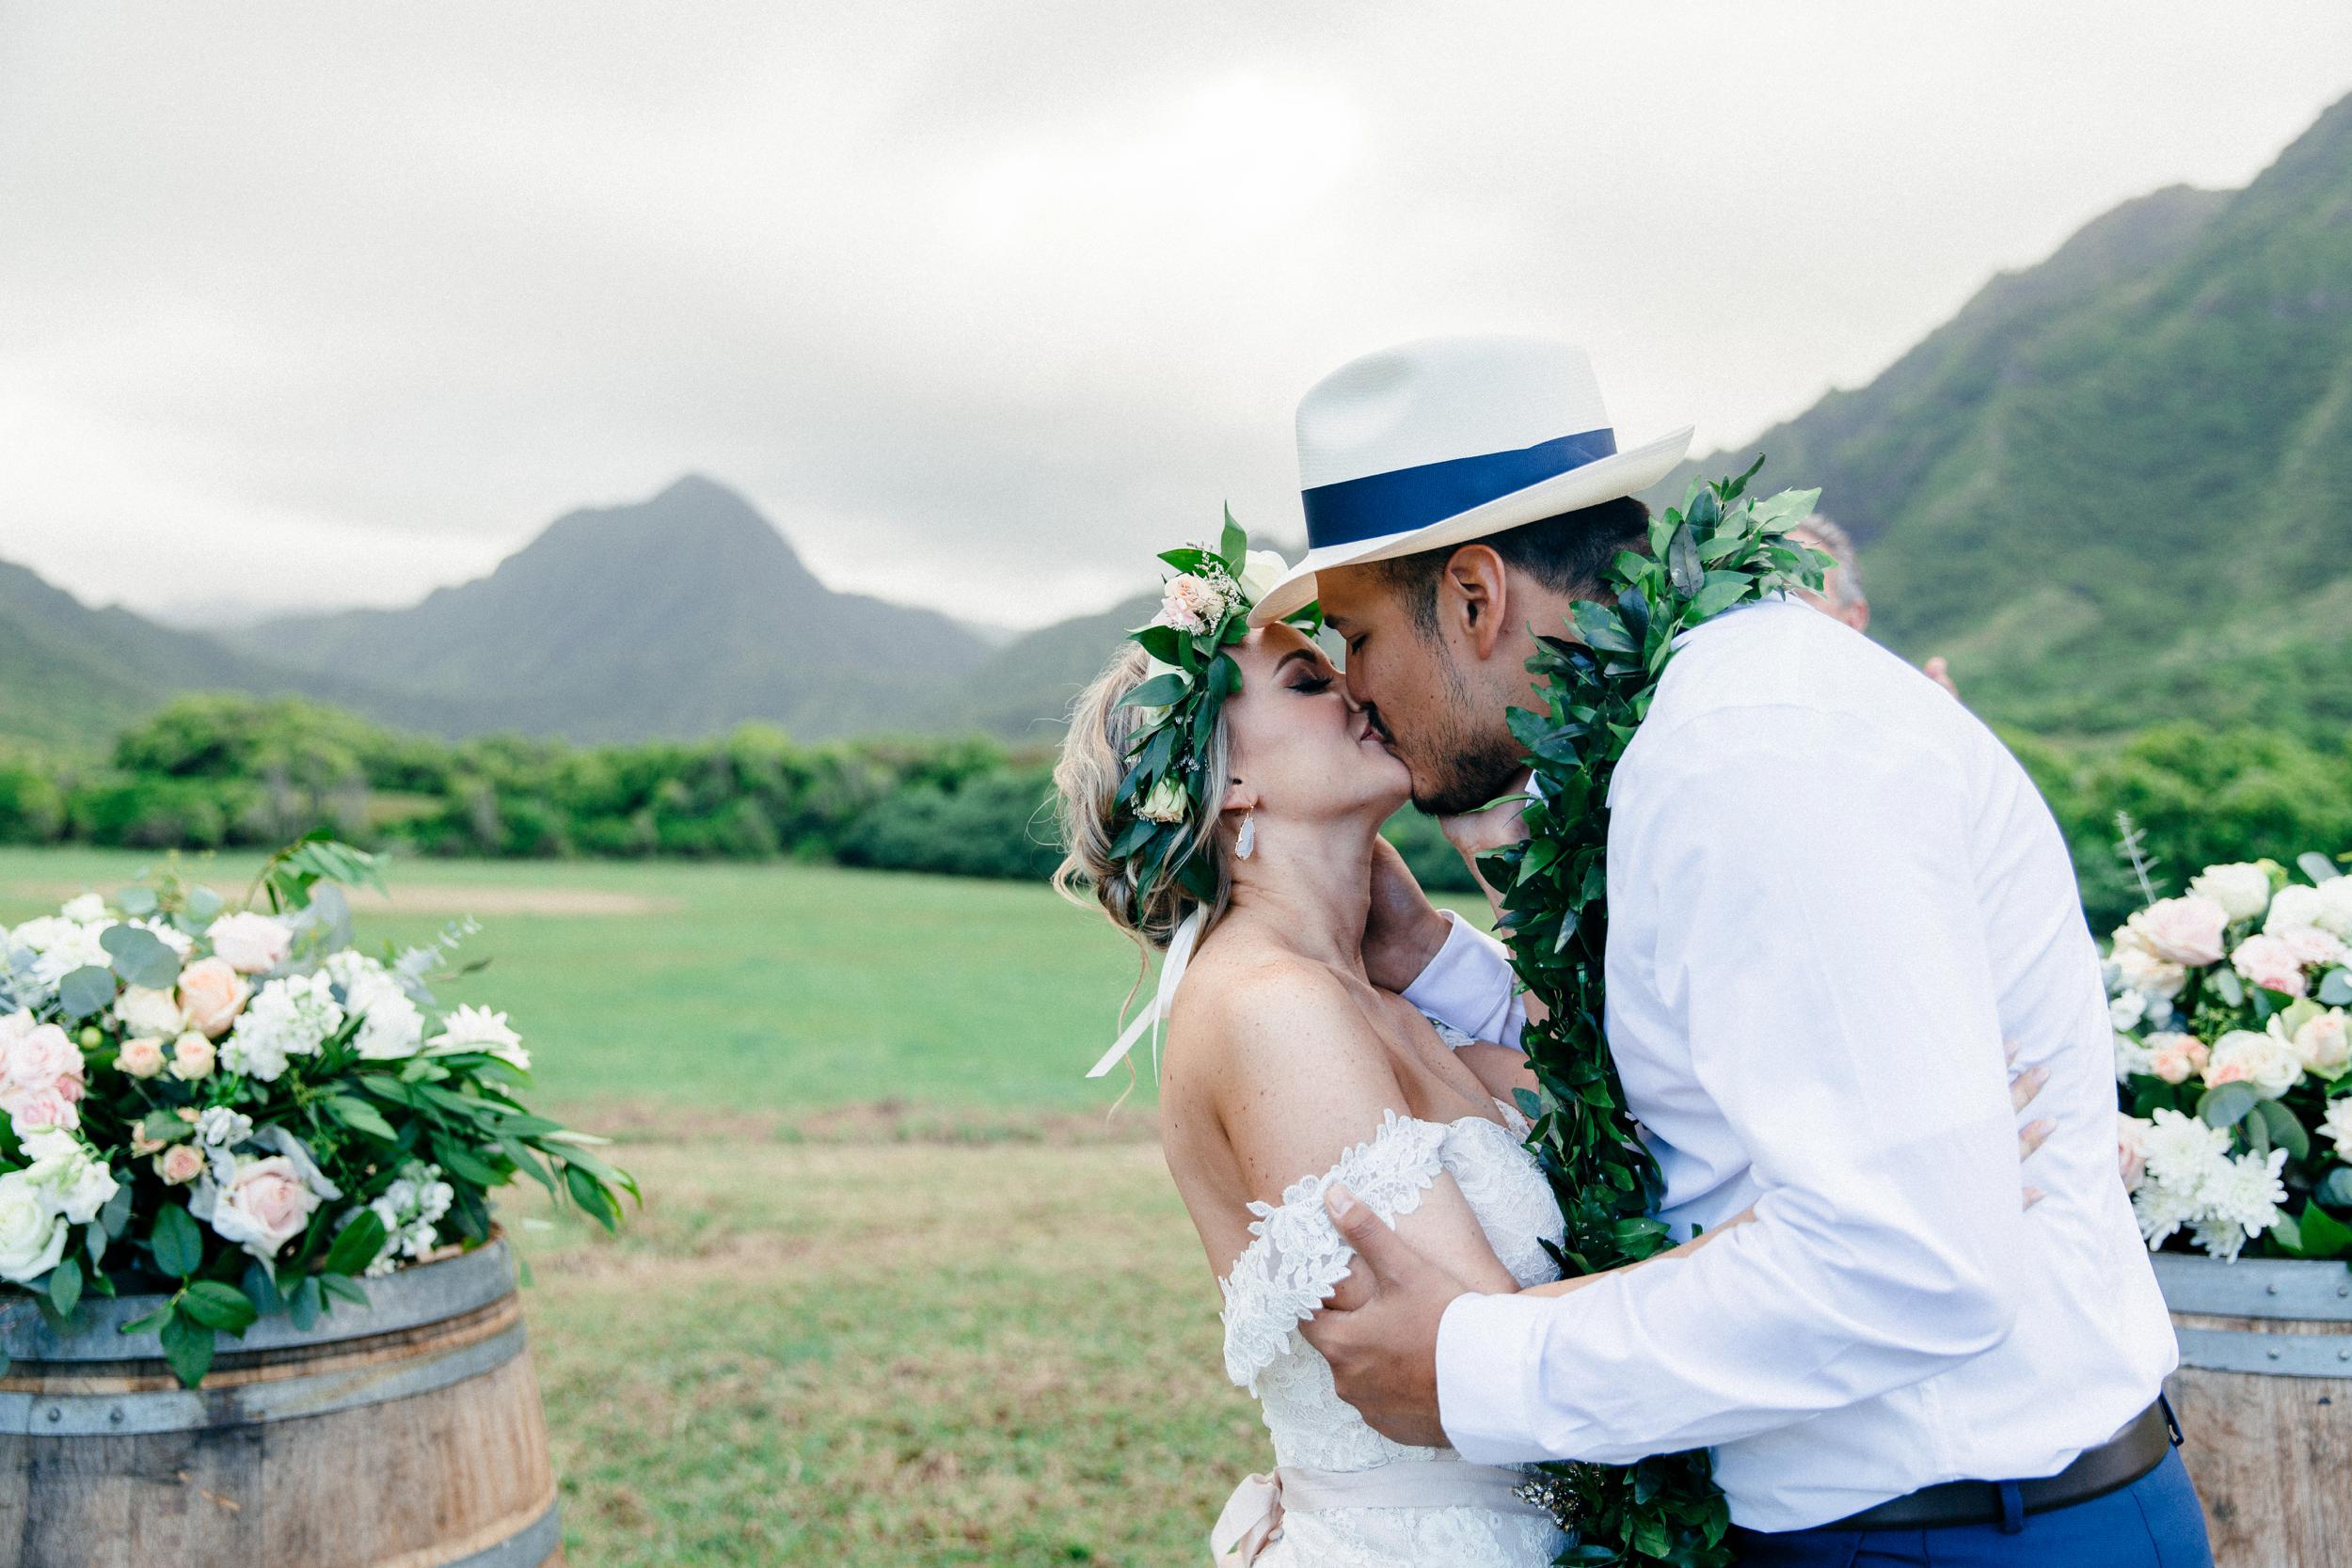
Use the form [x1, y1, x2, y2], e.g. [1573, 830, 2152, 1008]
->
[1216, 1091, 1569, 1567]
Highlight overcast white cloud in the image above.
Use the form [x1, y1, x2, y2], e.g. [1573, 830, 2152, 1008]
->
[4, 3, 2348, 627]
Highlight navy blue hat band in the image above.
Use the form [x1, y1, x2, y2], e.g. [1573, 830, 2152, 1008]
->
[1299, 427, 1618, 550]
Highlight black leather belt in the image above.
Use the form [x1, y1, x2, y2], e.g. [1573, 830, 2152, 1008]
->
[1820, 1402, 2173, 1531]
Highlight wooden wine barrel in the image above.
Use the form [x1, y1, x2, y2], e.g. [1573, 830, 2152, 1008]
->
[0, 1237, 562, 1568]
[2155, 1253, 2352, 1568]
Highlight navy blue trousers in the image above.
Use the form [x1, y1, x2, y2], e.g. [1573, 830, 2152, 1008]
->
[1726, 1449, 2214, 1567]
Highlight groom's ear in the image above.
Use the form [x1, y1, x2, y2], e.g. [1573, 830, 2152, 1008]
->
[1439, 546, 1510, 662]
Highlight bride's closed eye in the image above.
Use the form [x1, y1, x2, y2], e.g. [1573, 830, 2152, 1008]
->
[1289, 674, 1335, 695]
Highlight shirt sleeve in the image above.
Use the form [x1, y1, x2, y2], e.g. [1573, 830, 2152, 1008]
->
[1400, 910, 1525, 1050]
[1435, 705, 2028, 1465]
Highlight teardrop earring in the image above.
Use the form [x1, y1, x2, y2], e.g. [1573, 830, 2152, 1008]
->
[1236, 810, 1257, 860]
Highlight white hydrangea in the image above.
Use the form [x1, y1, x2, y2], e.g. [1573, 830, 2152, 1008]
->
[194, 1105, 254, 1149]
[2188, 863, 2273, 924]
[221, 973, 345, 1082]
[18, 1128, 119, 1226]
[9, 916, 116, 990]
[324, 952, 425, 1061]
[355, 1162, 456, 1275]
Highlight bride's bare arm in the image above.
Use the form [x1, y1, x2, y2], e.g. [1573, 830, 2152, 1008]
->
[1193, 957, 1523, 1302]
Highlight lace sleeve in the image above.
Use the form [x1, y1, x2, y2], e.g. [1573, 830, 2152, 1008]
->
[1217, 1111, 1450, 1392]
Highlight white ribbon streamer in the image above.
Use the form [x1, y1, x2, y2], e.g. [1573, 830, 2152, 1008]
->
[1086, 905, 1205, 1079]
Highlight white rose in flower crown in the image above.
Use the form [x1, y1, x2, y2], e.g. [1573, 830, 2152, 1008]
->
[2203, 1028, 2303, 1098]
[2108, 934, 2186, 1000]
[59, 893, 106, 923]
[177, 958, 250, 1037]
[2275, 1007, 2351, 1078]
[193, 1154, 320, 1260]
[114, 984, 187, 1038]
[6, 1086, 78, 1137]
[0, 1171, 67, 1283]
[2312, 877, 2352, 941]
[2265, 883, 2325, 934]
[2322, 1098, 2352, 1157]
[2125, 895, 2231, 967]
[2188, 863, 2273, 923]
[2231, 933, 2310, 998]
[205, 911, 294, 974]
[1136, 777, 1191, 825]
[1238, 549, 1288, 605]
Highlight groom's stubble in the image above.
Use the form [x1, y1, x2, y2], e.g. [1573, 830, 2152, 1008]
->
[1396, 641, 1534, 817]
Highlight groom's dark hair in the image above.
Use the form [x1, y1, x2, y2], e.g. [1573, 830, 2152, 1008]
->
[1372, 495, 1650, 637]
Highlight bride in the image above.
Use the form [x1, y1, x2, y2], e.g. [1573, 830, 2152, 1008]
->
[1051, 545, 2050, 1567]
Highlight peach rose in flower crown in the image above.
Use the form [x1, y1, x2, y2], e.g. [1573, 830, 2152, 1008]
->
[177, 958, 249, 1037]
[2144, 1032, 2210, 1085]
[2125, 895, 2230, 968]
[205, 911, 294, 974]
[118, 1037, 167, 1080]
[155, 1144, 205, 1185]
[2231, 933, 2310, 998]
[203, 1154, 319, 1259]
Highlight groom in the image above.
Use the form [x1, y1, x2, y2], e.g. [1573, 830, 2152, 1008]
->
[1250, 338, 2212, 1564]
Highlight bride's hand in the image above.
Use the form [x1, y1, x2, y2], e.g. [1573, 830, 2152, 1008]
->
[2010, 1039, 2057, 1209]
[1361, 837, 1453, 993]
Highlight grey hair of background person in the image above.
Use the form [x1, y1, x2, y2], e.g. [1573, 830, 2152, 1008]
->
[1791, 515, 1865, 610]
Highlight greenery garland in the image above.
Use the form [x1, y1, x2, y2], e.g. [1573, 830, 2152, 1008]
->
[1484, 461, 1829, 1567]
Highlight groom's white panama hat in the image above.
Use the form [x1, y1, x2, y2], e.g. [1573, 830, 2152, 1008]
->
[1247, 336, 1693, 627]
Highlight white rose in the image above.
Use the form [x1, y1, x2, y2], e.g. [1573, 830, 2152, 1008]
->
[2313, 878, 2352, 942]
[1238, 549, 1288, 605]
[23, 1135, 119, 1226]
[2188, 863, 2272, 924]
[114, 984, 188, 1039]
[2277, 1008, 2351, 1078]
[2266, 884, 2326, 935]
[0, 1171, 67, 1283]
[2109, 935, 2185, 1001]
[2109, 991, 2146, 1031]
[1135, 777, 1191, 825]
[205, 911, 294, 974]
[2203, 1028, 2303, 1098]
[59, 893, 106, 923]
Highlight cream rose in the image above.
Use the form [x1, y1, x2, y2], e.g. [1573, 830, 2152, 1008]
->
[2265, 884, 2326, 934]
[2204, 1028, 2303, 1098]
[2271, 923, 2349, 971]
[2188, 863, 2273, 924]
[155, 1145, 205, 1185]
[2125, 895, 2231, 967]
[117, 1037, 167, 1079]
[1136, 777, 1191, 824]
[1238, 549, 1288, 605]
[2109, 934, 2186, 1000]
[2313, 877, 2352, 941]
[205, 911, 294, 974]
[23, 1133, 119, 1226]
[113, 984, 188, 1038]
[202, 1155, 320, 1259]
[0, 1171, 67, 1283]
[169, 1032, 216, 1082]
[2231, 933, 2310, 998]
[2279, 1008, 2351, 1078]
[177, 958, 249, 1037]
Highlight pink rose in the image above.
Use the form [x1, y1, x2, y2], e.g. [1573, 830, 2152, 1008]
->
[177, 958, 250, 1038]
[3, 1021, 81, 1091]
[155, 1145, 205, 1185]
[4, 1085, 78, 1136]
[205, 911, 294, 974]
[206, 1155, 319, 1259]
[2146, 1033, 2209, 1085]
[168, 1032, 215, 1082]
[2126, 895, 2231, 967]
[130, 1127, 167, 1157]
[118, 1037, 167, 1079]
[2270, 923, 2349, 972]
[2232, 933, 2311, 998]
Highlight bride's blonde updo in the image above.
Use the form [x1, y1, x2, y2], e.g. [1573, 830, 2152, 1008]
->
[1052, 641, 1237, 951]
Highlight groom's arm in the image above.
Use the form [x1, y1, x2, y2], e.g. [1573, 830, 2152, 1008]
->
[1364, 835, 1527, 1049]
[1435, 705, 2028, 1465]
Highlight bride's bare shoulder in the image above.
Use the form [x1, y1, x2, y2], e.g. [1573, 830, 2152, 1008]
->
[1165, 945, 1403, 1119]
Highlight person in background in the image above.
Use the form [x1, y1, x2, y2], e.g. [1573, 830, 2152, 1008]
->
[1789, 515, 1961, 699]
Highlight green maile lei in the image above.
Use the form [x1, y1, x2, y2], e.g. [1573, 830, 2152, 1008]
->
[1108, 509, 1319, 917]
[1486, 461, 1829, 1568]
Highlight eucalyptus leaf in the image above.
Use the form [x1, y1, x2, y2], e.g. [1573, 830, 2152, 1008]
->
[2197, 1082, 2261, 1130]
[2254, 1098, 2310, 1161]
[100, 923, 180, 990]
[2319, 968, 2352, 1007]
[56, 965, 119, 1021]
[2298, 852, 2342, 884]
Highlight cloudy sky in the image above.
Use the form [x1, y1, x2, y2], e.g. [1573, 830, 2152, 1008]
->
[6, 5, 2350, 630]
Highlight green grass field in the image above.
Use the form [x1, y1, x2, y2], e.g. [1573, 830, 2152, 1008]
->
[0, 847, 1245, 1566]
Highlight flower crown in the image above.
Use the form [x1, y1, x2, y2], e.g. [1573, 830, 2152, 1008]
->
[1106, 511, 1317, 910]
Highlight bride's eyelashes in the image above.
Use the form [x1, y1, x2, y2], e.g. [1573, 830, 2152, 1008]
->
[1289, 674, 1336, 696]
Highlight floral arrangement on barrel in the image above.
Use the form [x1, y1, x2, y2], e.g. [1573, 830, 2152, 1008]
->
[2106, 833, 2352, 1264]
[0, 834, 635, 1386]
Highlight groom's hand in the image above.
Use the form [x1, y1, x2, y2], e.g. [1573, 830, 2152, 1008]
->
[1362, 838, 1452, 992]
[1299, 1182, 1470, 1449]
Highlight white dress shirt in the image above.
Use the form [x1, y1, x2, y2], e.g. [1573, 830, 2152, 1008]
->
[1406, 596, 2176, 1533]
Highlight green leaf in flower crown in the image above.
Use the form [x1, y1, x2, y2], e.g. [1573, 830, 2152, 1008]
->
[100, 924, 180, 990]
[57, 965, 118, 1021]
[1119, 673, 1190, 712]
[113, 885, 158, 917]
[1156, 546, 1212, 573]
[47, 1255, 81, 1319]
[2197, 1082, 2260, 1131]
[2255, 1098, 2311, 1161]
[1219, 506, 1247, 571]
[1132, 624, 1184, 665]
[1749, 486, 1821, 533]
